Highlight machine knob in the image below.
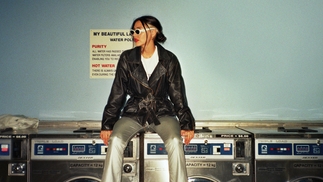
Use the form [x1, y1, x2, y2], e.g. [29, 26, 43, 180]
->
[317, 139, 320, 146]
[92, 139, 96, 145]
[123, 164, 133, 173]
[234, 163, 245, 173]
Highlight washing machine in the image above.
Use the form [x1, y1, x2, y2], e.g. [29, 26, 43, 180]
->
[238, 125, 323, 182]
[0, 128, 32, 182]
[144, 127, 253, 182]
[29, 128, 139, 182]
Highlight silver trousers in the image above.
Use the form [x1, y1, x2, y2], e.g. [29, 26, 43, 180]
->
[101, 116, 188, 182]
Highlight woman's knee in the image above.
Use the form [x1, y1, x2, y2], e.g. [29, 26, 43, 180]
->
[108, 135, 127, 150]
[165, 135, 183, 149]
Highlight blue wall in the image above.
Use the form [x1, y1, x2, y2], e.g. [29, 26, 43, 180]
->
[1, 0, 323, 121]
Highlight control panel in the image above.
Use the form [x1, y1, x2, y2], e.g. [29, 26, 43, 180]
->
[147, 143, 232, 155]
[256, 138, 323, 159]
[31, 138, 138, 160]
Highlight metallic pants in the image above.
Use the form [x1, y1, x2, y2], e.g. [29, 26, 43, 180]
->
[101, 116, 188, 182]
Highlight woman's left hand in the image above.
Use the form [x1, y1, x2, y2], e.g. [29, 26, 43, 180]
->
[181, 130, 194, 145]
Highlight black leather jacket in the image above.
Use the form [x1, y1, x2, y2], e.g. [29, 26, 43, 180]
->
[101, 43, 195, 131]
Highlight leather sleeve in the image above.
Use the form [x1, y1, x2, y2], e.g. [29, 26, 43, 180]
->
[101, 53, 128, 130]
[167, 54, 195, 130]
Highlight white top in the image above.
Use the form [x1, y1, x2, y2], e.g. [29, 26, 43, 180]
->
[141, 46, 159, 80]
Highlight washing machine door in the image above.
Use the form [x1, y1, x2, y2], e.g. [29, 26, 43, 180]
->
[65, 176, 100, 182]
[65, 176, 132, 182]
[188, 175, 220, 182]
[290, 176, 323, 182]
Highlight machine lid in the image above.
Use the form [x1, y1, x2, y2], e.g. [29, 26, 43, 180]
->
[195, 127, 212, 133]
[278, 127, 318, 133]
[73, 127, 100, 133]
[28, 127, 101, 138]
[0, 127, 13, 134]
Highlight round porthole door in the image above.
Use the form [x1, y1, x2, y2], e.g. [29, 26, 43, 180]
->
[291, 176, 323, 182]
[65, 176, 132, 182]
[65, 176, 100, 182]
[188, 175, 220, 182]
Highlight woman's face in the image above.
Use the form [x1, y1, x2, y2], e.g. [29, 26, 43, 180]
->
[131, 20, 156, 47]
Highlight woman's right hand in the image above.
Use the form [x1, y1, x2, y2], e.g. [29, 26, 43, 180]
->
[100, 130, 113, 145]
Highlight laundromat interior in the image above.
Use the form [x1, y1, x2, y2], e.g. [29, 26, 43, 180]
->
[1, 1, 323, 182]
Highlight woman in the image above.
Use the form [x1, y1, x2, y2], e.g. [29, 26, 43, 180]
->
[100, 15, 195, 182]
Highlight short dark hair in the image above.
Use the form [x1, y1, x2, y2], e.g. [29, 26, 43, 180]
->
[131, 15, 167, 44]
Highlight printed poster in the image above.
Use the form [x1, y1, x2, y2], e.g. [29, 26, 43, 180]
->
[90, 29, 133, 78]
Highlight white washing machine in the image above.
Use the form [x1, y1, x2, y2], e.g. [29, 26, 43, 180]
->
[238, 125, 323, 182]
[144, 127, 253, 182]
[29, 128, 139, 182]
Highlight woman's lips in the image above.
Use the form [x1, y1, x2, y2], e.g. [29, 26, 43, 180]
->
[134, 38, 139, 42]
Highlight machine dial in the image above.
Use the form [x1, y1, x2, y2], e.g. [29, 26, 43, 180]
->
[234, 163, 245, 173]
[123, 164, 133, 173]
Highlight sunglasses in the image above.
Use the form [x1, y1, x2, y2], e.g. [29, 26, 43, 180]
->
[130, 28, 155, 35]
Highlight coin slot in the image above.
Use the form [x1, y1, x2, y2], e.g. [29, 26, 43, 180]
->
[235, 141, 245, 158]
[101, 146, 108, 155]
[213, 146, 221, 155]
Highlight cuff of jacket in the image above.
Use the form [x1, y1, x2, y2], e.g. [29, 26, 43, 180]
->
[178, 108, 195, 130]
[101, 124, 114, 130]
[179, 116, 195, 130]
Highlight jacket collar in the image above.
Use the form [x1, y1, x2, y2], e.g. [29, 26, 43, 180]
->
[131, 44, 167, 87]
